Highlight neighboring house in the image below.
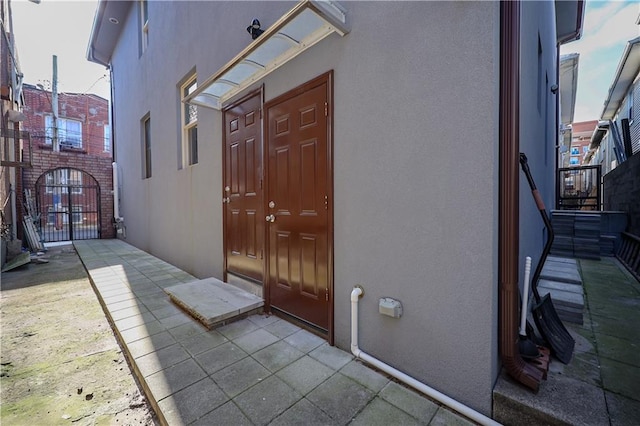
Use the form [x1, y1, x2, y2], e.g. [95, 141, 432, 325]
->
[1, 0, 32, 267]
[570, 120, 598, 167]
[18, 84, 114, 242]
[587, 35, 640, 235]
[586, 36, 640, 173]
[558, 53, 579, 168]
[87, 0, 584, 416]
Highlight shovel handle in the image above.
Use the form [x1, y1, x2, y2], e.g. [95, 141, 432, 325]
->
[519, 152, 555, 302]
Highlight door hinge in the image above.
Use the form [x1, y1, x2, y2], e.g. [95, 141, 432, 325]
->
[325, 288, 329, 302]
[260, 179, 262, 189]
[324, 102, 328, 117]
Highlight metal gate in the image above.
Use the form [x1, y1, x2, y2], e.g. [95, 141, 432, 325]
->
[556, 165, 601, 211]
[35, 168, 101, 242]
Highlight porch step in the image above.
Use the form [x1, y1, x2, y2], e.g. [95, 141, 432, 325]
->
[493, 369, 608, 426]
[164, 278, 264, 329]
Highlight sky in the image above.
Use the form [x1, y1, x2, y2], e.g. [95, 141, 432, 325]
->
[11, 0, 110, 100]
[560, 0, 640, 123]
[9, 0, 640, 119]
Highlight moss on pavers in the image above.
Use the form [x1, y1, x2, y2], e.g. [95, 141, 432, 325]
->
[590, 313, 640, 341]
[606, 391, 640, 426]
[599, 357, 640, 402]
[595, 333, 640, 367]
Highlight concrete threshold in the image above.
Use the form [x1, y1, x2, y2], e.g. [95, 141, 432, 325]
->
[164, 278, 264, 329]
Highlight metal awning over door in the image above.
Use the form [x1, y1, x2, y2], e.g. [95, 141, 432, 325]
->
[184, 0, 349, 110]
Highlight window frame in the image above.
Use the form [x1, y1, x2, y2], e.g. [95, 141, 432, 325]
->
[142, 114, 152, 179]
[181, 75, 198, 167]
[140, 0, 149, 54]
[44, 116, 83, 148]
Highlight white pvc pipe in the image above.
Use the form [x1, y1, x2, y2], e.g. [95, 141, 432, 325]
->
[350, 287, 501, 426]
[519, 256, 532, 336]
[112, 162, 121, 220]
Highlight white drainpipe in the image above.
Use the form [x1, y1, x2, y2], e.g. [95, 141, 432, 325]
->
[350, 286, 501, 426]
[112, 162, 121, 220]
[112, 162, 125, 237]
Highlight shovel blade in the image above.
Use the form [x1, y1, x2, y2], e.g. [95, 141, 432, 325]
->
[533, 294, 575, 364]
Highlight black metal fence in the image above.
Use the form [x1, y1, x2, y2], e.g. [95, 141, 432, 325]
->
[35, 168, 101, 242]
[556, 165, 601, 211]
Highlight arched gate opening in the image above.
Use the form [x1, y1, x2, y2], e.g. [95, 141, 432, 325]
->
[35, 168, 101, 242]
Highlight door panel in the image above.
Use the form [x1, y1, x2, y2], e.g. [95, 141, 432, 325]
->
[224, 93, 264, 282]
[266, 80, 330, 331]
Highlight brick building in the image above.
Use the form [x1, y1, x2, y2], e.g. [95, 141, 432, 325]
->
[568, 120, 598, 166]
[19, 84, 114, 242]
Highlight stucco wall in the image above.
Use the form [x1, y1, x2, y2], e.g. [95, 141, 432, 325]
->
[518, 1, 559, 293]
[108, 1, 558, 414]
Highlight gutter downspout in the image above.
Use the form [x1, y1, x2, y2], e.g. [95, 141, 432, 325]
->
[350, 287, 500, 426]
[498, 0, 543, 390]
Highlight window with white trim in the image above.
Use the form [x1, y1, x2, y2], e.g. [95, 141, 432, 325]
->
[181, 75, 198, 167]
[45, 116, 83, 148]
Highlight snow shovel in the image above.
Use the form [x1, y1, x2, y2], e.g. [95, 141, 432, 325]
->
[519, 153, 575, 364]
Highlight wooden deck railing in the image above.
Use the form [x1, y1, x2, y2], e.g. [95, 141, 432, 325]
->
[616, 232, 640, 282]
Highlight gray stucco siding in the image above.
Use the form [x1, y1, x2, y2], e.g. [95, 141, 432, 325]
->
[108, 1, 559, 415]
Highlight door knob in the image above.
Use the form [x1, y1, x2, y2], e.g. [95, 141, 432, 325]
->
[265, 214, 275, 223]
[223, 197, 230, 203]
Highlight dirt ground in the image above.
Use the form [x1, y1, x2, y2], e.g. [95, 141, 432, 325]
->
[1, 243, 158, 426]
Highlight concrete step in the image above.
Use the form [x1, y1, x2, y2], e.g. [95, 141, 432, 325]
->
[493, 368, 609, 426]
[537, 287, 584, 310]
[538, 279, 583, 295]
[164, 278, 264, 329]
[540, 266, 582, 285]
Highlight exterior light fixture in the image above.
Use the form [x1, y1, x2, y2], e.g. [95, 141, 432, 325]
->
[246, 18, 264, 40]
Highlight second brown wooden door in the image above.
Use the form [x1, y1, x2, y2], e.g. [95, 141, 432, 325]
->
[265, 75, 331, 332]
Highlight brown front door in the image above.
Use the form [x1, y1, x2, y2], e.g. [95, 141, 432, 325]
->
[223, 91, 264, 283]
[265, 73, 332, 332]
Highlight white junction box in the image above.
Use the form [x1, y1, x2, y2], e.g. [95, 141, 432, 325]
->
[379, 297, 403, 318]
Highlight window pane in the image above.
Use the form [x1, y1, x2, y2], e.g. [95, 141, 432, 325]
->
[144, 117, 151, 178]
[45, 115, 53, 144]
[188, 126, 198, 165]
[66, 120, 82, 148]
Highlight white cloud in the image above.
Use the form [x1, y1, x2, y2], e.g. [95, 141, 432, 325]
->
[566, 2, 639, 57]
[563, 1, 640, 122]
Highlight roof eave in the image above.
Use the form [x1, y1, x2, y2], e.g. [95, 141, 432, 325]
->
[86, 0, 131, 67]
[600, 37, 640, 120]
[555, 0, 586, 45]
[559, 53, 579, 125]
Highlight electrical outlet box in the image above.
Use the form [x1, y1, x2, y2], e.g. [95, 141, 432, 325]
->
[379, 297, 402, 318]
